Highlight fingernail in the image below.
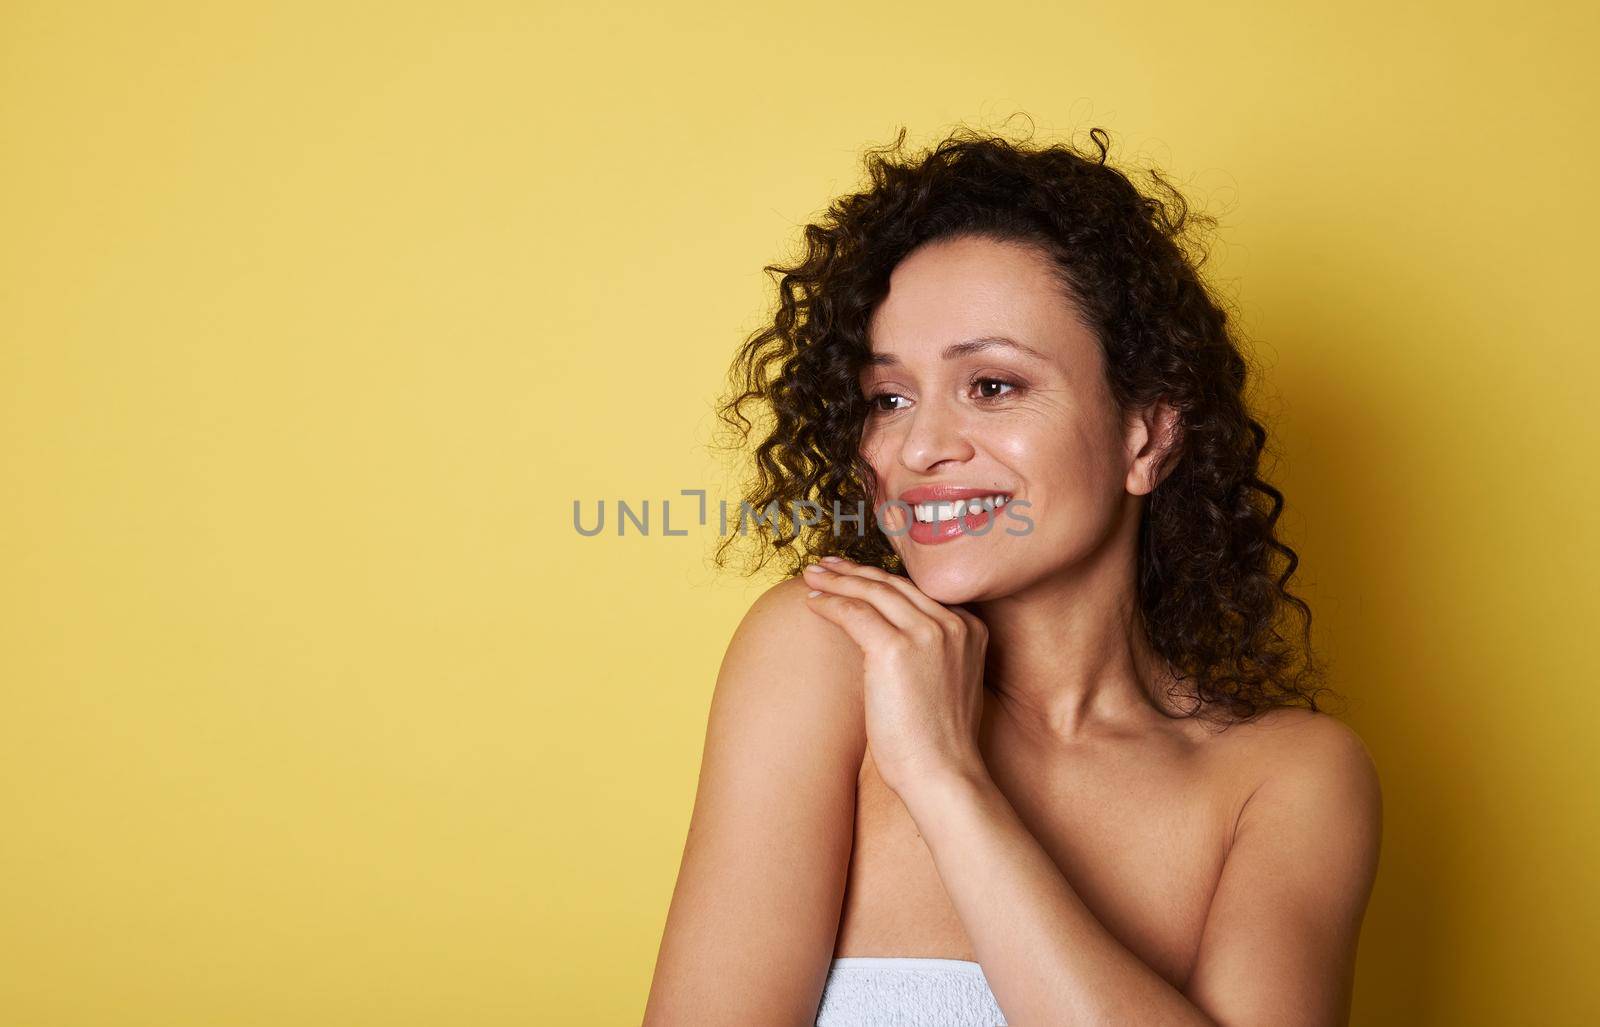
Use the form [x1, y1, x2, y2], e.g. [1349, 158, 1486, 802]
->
[821, 556, 844, 563]
[807, 589, 823, 597]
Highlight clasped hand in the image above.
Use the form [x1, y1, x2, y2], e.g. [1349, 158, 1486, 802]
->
[802, 556, 990, 800]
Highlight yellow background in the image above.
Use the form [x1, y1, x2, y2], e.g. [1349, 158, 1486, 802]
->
[3, 1, 1596, 1023]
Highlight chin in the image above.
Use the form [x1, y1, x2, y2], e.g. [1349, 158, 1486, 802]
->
[903, 557, 1004, 606]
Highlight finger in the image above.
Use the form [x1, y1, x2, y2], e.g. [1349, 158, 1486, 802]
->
[803, 587, 899, 653]
[803, 562, 935, 634]
[816, 558, 964, 628]
[947, 604, 990, 641]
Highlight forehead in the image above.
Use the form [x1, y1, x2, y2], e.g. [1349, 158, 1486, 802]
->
[864, 234, 1093, 370]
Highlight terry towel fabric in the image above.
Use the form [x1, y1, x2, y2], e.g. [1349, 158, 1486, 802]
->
[815, 956, 1008, 1027]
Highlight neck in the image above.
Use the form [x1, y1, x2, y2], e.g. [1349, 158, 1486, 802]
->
[970, 538, 1180, 744]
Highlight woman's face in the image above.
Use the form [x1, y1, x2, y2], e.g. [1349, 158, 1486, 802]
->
[857, 234, 1168, 605]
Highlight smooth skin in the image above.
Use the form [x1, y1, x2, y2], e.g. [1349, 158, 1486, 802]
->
[642, 235, 1382, 1026]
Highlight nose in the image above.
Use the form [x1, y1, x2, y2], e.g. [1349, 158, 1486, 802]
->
[898, 395, 974, 473]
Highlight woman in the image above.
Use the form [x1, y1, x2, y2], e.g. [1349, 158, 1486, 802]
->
[642, 124, 1382, 1026]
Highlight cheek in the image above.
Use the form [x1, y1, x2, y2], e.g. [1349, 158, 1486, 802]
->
[995, 423, 1123, 539]
[992, 420, 1106, 487]
[858, 434, 892, 490]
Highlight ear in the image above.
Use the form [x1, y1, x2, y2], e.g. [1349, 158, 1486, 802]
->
[1123, 399, 1184, 496]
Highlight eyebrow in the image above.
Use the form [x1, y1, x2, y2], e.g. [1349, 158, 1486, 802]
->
[864, 335, 1051, 367]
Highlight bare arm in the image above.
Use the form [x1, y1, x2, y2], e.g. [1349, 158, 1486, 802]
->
[1182, 714, 1383, 1025]
[900, 712, 1382, 1026]
[641, 576, 867, 1027]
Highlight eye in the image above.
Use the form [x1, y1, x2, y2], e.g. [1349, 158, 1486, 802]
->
[973, 377, 1020, 400]
[867, 392, 909, 414]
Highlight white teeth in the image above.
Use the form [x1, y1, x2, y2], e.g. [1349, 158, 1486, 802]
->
[910, 495, 1012, 523]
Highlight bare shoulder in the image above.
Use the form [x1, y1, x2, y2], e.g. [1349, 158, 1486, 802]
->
[1185, 714, 1384, 1023]
[1215, 707, 1383, 852]
[720, 575, 867, 726]
[1226, 707, 1380, 791]
[641, 574, 867, 1025]
[738, 573, 867, 660]
[701, 573, 870, 794]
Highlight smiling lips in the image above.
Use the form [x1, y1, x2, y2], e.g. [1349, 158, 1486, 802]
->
[890, 486, 1016, 546]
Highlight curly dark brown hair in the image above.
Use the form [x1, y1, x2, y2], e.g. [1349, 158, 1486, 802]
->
[710, 119, 1341, 725]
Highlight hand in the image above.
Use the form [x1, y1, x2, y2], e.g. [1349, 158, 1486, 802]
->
[801, 556, 990, 799]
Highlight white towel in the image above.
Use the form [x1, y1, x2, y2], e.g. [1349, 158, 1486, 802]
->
[815, 956, 1008, 1027]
